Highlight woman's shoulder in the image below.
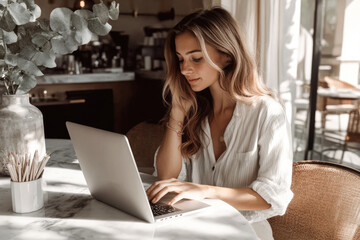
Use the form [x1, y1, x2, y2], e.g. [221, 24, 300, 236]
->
[240, 95, 284, 115]
[234, 95, 287, 129]
[259, 95, 284, 111]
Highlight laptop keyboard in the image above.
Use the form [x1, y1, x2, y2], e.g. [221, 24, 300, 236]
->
[150, 202, 177, 216]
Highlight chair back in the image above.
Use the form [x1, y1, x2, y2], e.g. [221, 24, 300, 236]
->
[268, 161, 360, 240]
[323, 76, 358, 105]
[126, 122, 164, 174]
[324, 76, 358, 89]
[346, 109, 360, 144]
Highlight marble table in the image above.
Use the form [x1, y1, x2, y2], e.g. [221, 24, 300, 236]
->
[0, 139, 258, 240]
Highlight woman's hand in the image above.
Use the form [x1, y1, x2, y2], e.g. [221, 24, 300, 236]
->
[171, 92, 192, 118]
[146, 179, 272, 211]
[146, 178, 213, 205]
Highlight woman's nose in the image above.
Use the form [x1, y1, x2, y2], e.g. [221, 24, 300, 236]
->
[180, 61, 193, 75]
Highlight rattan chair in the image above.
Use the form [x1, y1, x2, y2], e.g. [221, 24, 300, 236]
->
[340, 109, 360, 163]
[317, 76, 358, 130]
[126, 121, 164, 174]
[268, 161, 360, 240]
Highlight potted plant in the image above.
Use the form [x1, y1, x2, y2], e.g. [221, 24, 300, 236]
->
[0, 0, 119, 175]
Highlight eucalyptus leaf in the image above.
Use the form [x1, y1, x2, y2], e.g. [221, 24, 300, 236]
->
[19, 44, 37, 60]
[32, 33, 49, 47]
[33, 51, 56, 68]
[74, 9, 94, 20]
[37, 31, 54, 41]
[92, 2, 108, 24]
[64, 33, 79, 52]
[29, 4, 41, 22]
[17, 73, 37, 93]
[71, 13, 91, 44]
[109, 1, 119, 20]
[17, 34, 33, 50]
[21, 0, 41, 21]
[88, 17, 111, 36]
[2, 30, 17, 44]
[51, 35, 78, 54]
[50, 36, 70, 54]
[7, 42, 20, 54]
[40, 41, 51, 52]
[5, 53, 18, 66]
[21, 0, 35, 7]
[8, 2, 31, 25]
[74, 28, 92, 45]
[49, 7, 72, 33]
[0, 10, 16, 32]
[17, 57, 43, 76]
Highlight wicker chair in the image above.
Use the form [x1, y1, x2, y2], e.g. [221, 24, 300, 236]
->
[317, 76, 358, 130]
[268, 160, 360, 240]
[126, 121, 164, 174]
[340, 109, 360, 163]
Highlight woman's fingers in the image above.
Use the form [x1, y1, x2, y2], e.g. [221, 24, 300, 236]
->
[168, 192, 186, 205]
[146, 178, 175, 195]
[147, 180, 208, 206]
[146, 178, 180, 201]
[151, 185, 173, 203]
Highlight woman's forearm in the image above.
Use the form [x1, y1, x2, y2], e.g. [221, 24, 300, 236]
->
[205, 185, 271, 210]
[156, 130, 182, 179]
[156, 108, 185, 180]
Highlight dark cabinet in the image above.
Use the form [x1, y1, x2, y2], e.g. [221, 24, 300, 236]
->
[30, 78, 166, 139]
[35, 89, 114, 139]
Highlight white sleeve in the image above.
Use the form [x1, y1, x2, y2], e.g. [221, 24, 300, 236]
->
[247, 107, 294, 222]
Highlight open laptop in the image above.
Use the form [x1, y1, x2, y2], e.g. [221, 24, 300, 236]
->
[66, 121, 209, 223]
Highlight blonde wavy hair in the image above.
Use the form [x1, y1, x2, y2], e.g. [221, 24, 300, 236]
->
[163, 7, 274, 158]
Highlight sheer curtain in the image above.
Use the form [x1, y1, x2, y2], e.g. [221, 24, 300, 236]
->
[210, 0, 301, 130]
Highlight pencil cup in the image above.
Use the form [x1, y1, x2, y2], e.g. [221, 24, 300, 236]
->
[11, 178, 44, 213]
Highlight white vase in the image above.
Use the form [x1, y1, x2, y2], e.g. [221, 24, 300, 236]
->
[0, 94, 46, 176]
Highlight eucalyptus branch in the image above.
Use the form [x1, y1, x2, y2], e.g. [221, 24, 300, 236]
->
[0, 28, 7, 53]
[0, 0, 119, 95]
[2, 74, 11, 95]
[1, 19, 10, 95]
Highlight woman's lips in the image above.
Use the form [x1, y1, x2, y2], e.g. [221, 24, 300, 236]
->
[188, 78, 200, 83]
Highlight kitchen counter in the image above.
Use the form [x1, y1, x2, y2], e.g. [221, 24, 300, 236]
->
[36, 72, 135, 85]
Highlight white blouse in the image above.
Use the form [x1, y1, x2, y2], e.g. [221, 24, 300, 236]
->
[154, 95, 293, 223]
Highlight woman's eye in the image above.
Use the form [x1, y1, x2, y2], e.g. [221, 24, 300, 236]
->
[178, 59, 184, 63]
[192, 57, 203, 62]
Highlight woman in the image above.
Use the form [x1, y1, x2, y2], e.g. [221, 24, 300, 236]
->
[146, 7, 293, 239]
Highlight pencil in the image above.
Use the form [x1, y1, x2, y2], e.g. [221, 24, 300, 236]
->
[7, 164, 16, 182]
[35, 155, 50, 180]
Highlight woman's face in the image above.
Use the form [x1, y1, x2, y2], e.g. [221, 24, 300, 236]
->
[175, 31, 227, 92]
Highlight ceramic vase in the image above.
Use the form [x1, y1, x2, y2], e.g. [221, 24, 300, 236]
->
[0, 94, 46, 175]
